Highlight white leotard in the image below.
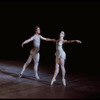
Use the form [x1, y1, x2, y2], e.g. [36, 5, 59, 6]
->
[33, 35, 42, 51]
[30, 35, 42, 56]
[55, 41, 66, 59]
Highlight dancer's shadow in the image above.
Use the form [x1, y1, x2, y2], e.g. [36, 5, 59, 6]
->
[0, 68, 61, 86]
[0, 68, 18, 78]
[20, 75, 61, 86]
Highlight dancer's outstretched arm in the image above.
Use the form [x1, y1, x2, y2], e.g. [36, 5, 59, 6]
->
[21, 36, 33, 47]
[63, 40, 82, 44]
[40, 36, 56, 42]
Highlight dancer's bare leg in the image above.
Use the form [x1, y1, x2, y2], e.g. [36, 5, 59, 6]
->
[18, 55, 32, 78]
[51, 58, 60, 85]
[60, 57, 66, 86]
[33, 53, 40, 79]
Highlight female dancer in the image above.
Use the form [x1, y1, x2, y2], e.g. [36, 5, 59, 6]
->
[50, 31, 82, 86]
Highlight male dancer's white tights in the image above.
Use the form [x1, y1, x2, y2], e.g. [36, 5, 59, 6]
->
[19, 49, 40, 79]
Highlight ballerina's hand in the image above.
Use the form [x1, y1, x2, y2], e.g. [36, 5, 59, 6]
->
[76, 40, 82, 44]
[21, 43, 24, 47]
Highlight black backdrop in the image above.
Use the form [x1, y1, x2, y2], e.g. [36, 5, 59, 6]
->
[0, 1, 99, 74]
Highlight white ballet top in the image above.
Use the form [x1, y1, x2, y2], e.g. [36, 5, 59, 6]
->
[55, 41, 66, 59]
[32, 35, 42, 51]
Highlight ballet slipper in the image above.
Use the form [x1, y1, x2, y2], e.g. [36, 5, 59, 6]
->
[35, 75, 40, 80]
[62, 79, 66, 86]
[18, 74, 22, 78]
[51, 78, 56, 85]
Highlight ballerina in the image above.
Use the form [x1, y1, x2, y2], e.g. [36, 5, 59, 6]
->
[50, 31, 82, 86]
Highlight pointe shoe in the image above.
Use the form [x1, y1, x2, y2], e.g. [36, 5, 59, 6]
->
[18, 74, 22, 78]
[35, 75, 40, 80]
[51, 78, 56, 85]
[62, 79, 66, 86]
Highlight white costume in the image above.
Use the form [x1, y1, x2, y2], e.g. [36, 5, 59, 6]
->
[19, 35, 42, 79]
[29, 34, 42, 63]
[51, 40, 66, 86]
[55, 41, 66, 60]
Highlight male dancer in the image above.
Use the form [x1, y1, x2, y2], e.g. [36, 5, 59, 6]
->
[18, 26, 55, 79]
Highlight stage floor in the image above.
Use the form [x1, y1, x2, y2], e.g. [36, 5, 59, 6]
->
[0, 59, 100, 99]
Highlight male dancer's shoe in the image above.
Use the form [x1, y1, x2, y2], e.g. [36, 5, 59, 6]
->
[18, 74, 22, 78]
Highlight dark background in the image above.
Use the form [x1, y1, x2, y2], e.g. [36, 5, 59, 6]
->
[0, 0, 99, 74]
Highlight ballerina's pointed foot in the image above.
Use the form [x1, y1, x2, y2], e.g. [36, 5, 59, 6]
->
[51, 78, 56, 85]
[35, 75, 40, 80]
[62, 79, 66, 86]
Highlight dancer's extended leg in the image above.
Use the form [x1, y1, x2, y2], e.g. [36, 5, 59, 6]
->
[18, 55, 32, 78]
[51, 58, 60, 85]
[33, 52, 40, 79]
[60, 57, 66, 86]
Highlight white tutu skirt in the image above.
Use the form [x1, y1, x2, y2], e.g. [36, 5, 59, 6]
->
[55, 50, 66, 60]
